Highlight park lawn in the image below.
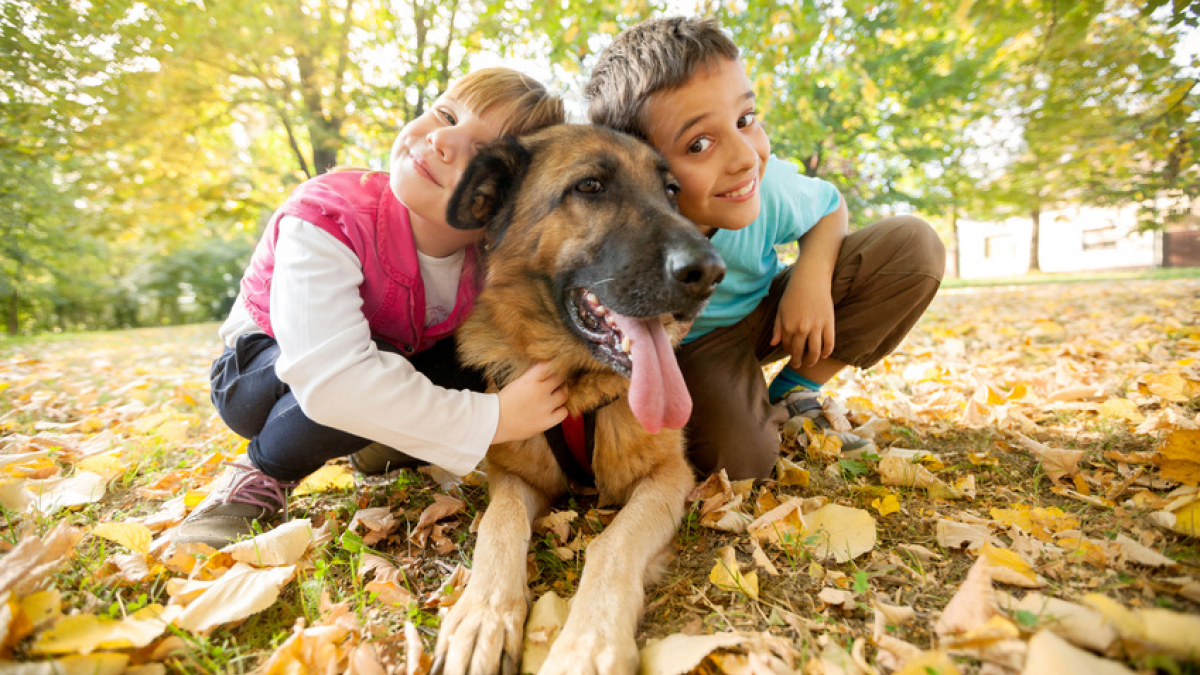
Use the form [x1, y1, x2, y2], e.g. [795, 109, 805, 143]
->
[1, 278, 1199, 674]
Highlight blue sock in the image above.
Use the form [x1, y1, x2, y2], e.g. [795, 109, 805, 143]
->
[768, 368, 822, 403]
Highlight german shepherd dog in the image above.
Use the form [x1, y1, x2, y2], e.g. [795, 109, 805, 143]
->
[431, 125, 725, 675]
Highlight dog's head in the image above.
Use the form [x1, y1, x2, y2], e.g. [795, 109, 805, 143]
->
[447, 125, 726, 433]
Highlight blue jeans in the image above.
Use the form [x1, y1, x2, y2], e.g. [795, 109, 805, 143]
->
[209, 333, 486, 481]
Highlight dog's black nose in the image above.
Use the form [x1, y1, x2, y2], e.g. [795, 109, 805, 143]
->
[667, 241, 726, 299]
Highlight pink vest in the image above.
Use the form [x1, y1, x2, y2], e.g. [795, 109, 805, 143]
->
[240, 171, 481, 355]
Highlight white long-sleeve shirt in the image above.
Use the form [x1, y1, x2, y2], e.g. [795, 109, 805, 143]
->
[219, 215, 499, 476]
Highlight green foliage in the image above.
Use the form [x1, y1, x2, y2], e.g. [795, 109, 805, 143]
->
[2, 0, 1195, 334]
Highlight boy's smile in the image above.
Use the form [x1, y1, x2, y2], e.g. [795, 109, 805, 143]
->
[645, 57, 770, 235]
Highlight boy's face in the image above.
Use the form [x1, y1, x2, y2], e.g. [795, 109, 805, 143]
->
[390, 94, 506, 239]
[645, 58, 770, 235]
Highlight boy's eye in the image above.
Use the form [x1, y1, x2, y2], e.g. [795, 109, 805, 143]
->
[438, 108, 457, 125]
[738, 112, 756, 128]
[687, 138, 712, 154]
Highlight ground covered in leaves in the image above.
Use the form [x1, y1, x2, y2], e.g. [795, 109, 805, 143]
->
[1, 278, 1198, 675]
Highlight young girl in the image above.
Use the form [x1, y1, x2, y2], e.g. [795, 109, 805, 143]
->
[177, 69, 569, 548]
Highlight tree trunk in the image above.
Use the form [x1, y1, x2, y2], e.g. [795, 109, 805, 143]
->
[5, 292, 17, 336]
[951, 202, 962, 279]
[1029, 205, 1042, 272]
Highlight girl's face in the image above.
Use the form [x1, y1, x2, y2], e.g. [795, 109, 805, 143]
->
[390, 95, 507, 252]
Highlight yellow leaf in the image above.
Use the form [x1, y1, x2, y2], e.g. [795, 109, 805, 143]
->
[77, 454, 127, 481]
[30, 605, 178, 655]
[871, 493, 901, 516]
[1098, 398, 1145, 423]
[804, 504, 877, 563]
[981, 543, 1043, 587]
[708, 546, 758, 599]
[20, 589, 63, 630]
[92, 522, 152, 554]
[893, 651, 962, 675]
[1143, 371, 1192, 403]
[774, 456, 809, 486]
[292, 464, 354, 496]
[1158, 429, 1200, 486]
[1170, 499, 1199, 537]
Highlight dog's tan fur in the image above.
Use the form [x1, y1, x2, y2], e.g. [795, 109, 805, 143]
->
[432, 126, 713, 675]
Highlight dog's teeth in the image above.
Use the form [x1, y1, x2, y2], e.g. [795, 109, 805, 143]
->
[605, 314, 617, 327]
[586, 291, 599, 306]
[595, 305, 607, 315]
[621, 336, 632, 354]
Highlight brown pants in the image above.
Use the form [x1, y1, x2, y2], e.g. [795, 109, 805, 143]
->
[678, 216, 945, 480]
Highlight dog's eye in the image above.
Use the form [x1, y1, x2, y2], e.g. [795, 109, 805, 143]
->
[576, 178, 604, 194]
[666, 183, 681, 200]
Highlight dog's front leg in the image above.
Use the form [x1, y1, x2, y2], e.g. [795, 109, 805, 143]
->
[537, 458, 693, 675]
[433, 469, 548, 675]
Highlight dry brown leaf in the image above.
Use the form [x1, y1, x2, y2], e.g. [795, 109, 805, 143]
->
[1005, 592, 1116, 654]
[410, 495, 464, 549]
[0, 522, 83, 598]
[1022, 630, 1134, 675]
[222, 519, 314, 566]
[936, 555, 998, 638]
[404, 620, 432, 675]
[1008, 432, 1084, 483]
[172, 563, 297, 634]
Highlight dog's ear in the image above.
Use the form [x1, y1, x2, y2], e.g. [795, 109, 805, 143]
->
[446, 137, 530, 231]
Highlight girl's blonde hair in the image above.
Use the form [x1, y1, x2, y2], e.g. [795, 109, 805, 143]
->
[333, 68, 564, 175]
[447, 67, 565, 136]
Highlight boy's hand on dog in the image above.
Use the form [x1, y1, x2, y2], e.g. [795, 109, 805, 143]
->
[772, 283, 836, 368]
[493, 362, 569, 444]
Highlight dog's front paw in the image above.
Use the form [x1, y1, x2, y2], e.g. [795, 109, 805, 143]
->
[537, 628, 639, 675]
[432, 585, 528, 675]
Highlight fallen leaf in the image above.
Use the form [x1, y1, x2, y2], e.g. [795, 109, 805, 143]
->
[709, 546, 758, 600]
[1005, 592, 1116, 654]
[748, 498, 808, 551]
[0, 522, 83, 598]
[803, 504, 877, 563]
[638, 633, 746, 675]
[405, 620, 431, 675]
[30, 605, 180, 655]
[981, 543, 1046, 588]
[292, 464, 355, 496]
[936, 555, 998, 638]
[25, 472, 108, 514]
[172, 563, 297, 634]
[223, 519, 314, 566]
[1157, 429, 1200, 486]
[0, 653, 129, 674]
[1021, 630, 1134, 675]
[871, 493, 900, 516]
[1114, 534, 1176, 567]
[91, 522, 152, 555]
[410, 495, 464, 549]
[521, 591, 570, 674]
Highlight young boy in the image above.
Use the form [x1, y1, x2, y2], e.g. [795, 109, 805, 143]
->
[585, 17, 945, 480]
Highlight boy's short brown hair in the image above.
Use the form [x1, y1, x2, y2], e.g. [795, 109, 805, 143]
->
[585, 17, 739, 140]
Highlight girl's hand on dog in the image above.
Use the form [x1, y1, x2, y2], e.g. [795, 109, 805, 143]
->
[493, 362, 569, 444]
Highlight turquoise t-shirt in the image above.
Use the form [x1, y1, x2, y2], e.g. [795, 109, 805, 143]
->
[683, 155, 841, 343]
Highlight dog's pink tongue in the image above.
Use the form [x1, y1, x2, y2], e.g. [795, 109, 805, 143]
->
[610, 314, 692, 434]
